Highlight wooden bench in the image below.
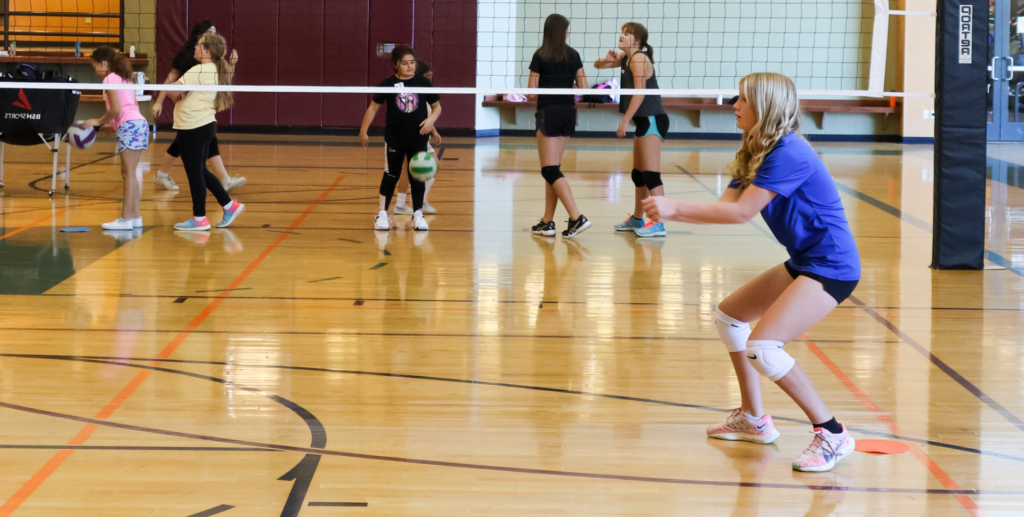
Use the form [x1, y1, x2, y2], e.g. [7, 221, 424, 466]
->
[481, 95, 900, 130]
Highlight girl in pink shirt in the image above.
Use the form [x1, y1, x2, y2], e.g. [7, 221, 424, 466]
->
[84, 46, 150, 231]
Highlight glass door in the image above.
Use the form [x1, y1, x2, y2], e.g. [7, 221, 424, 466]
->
[989, 0, 1024, 141]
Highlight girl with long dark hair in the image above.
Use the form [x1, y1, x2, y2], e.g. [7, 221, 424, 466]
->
[529, 14, 591, 239]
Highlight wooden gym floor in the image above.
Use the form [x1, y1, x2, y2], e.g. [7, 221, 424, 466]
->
[0, 134, 1022, 516]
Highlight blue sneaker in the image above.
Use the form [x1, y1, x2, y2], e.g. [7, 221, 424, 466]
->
[634, 220, 666, 237]
[614, 214, 645, 232]
[174, 216, 211, 231]
[217, 200, 245, 228]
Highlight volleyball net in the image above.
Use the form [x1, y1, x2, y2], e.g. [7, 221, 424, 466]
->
[0, 0, 934, 132]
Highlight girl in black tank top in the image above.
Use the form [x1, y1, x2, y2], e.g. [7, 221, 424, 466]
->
[594, 22, 669, 237]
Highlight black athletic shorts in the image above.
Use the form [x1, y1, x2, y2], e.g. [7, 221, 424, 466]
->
[784, 262, 859, 304]
[634, 114, 669, 140]
[167, 136, 220, 159]
[535, 106, 577, 137]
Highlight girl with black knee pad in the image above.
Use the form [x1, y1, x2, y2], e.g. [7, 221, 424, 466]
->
[360, 45, 442, 232]
[643, 72, 860, 473]
[394, 60, 442, 215]
[595, 22, 668, 238]
[528, 14, 591, 239]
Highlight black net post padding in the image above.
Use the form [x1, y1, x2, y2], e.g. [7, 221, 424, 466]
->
[0, 73, 80, 147]
[932, 0, 989, 270]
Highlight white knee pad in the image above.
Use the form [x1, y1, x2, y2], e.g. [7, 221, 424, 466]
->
[745, 340, 795, 382]
[715, 307, 751, 352]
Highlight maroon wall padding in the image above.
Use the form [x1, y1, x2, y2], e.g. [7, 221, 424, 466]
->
[231, 0, 279, 126]
[154, 0, 188, 126]
[367, 0, 413, 128]
[416, 0, 477, 129]
[156, 0, 476, 129]
[278, 0, 324, 126]
[323, 1, 370, 127]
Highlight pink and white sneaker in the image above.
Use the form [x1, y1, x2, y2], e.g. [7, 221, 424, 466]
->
[792, 425, 855, 472]
[707, 408, 781, 444]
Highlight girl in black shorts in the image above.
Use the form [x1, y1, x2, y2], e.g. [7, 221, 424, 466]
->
[595, 22, 669, 238]
[528, 13, 591, 239]
[152, 20, 244, 193]
[359, 45, 442, 232]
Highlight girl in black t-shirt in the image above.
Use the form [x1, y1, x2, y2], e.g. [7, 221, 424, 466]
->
[151, 20, 244, 193]
[359, 45, 442, 232]
[394, 60, 442, 216]
[529, 14, 591, 239]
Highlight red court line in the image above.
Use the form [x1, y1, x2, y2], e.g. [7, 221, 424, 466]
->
[0, 173, 345, 516]
[803, 337, 986, 517]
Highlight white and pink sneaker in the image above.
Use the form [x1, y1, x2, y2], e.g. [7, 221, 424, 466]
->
[707, 408, 781, 444]
[792, 425, 855, 472]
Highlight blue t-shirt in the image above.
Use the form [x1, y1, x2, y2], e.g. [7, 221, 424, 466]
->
[728, 133, 860, 281]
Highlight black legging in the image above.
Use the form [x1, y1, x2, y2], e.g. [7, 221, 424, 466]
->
[178, 122, 231, 217]
[167, 135, 219, 159]
[379, 140, 427, 211]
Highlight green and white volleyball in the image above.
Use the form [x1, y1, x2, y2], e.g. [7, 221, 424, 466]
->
[409, 152, 438, 182]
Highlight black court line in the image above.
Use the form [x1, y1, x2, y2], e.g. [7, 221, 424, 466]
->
[674, 165, 779, 241]
[369, 263, 387, 270]
[833, 181, 1024, 278]
[308, 502, 368, 507]
[796, 180, 1024, 433]
[850, 295, 1024, 434]
[4, 354, 327, 515]
[307, 277, 343, 284]
[30, 291, 989, 312]
[436, 147, 445, 160]
[0, 445, 276, 452]
[337, 238, 362, 243]
[4, 353, 1017, 465]
[194, 287, 253, 293]
[266, 229, 299, 235]
[0, 326, 897, 344]
[187, 505, 235, 517]
[0, 372, 1019, 494]
[27, 153, 120, 193]
[0, 399, 1017, 496]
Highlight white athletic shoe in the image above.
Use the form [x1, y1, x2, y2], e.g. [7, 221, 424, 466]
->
[413, 210, 429, 231]
[101, 218, 133, 231]
[222, 176, 247, 193]
[422, 202, 437, 214]
[394, 203, 414, 215]
[374, 210, 391, 231]
[793, 425, 855, 472]
[154, 174, 179, 191]
[132, 217, 143, 229]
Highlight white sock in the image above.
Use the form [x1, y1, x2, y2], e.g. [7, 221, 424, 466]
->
[222, 200, 236, 210]
[397, 193, 407, 205]
[156, 171, 168, 179]
[743, 410, 764, 421]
